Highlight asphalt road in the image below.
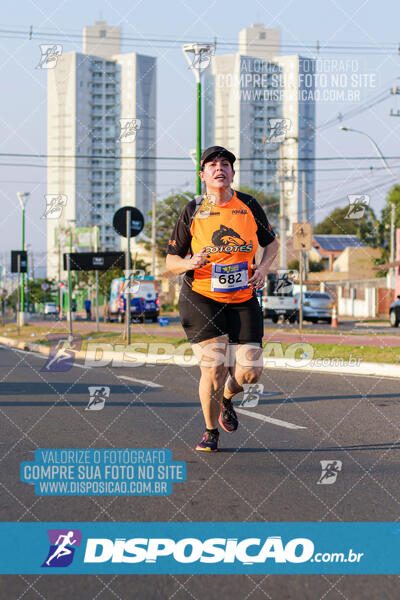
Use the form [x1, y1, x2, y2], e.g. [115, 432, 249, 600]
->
[1, 345, 400, 599]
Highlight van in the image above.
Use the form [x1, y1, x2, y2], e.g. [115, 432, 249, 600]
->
[106, 277, 160, 323]
[262, 273, 298, 323]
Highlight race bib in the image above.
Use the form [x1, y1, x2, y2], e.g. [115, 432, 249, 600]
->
[211, 261, 249, 293]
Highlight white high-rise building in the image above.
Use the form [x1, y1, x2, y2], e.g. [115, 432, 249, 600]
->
[46, 22, 156, 278]
[203, 23, 315, 229]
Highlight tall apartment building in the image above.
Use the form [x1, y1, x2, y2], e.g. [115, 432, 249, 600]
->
[203, 23, 315, 229]
[46, 22, 156, 278]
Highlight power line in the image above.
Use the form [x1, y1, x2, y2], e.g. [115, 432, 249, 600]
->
[316, 90, 392, 131]
[0, 160, 399, 174]
[2, 151, 400, 162]
[1, 26, 400, 55]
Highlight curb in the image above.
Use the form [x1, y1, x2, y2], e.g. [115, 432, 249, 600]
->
[1, 335, 400, 379]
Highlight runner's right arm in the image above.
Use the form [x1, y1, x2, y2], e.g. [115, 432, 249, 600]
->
[166, 251, 210, 274]
[166, 201, 210, 274]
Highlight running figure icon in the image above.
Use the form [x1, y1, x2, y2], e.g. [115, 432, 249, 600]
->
[45, 531, 77, 566]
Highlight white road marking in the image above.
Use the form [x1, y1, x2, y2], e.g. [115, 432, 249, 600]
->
[117, 375, 163, 389]
[236, 408, 307, 430]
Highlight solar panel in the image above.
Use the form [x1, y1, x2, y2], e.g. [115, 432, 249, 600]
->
[313, 235, 364, 251]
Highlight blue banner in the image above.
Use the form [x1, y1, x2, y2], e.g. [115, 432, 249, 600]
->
[0, 522, 399, 574]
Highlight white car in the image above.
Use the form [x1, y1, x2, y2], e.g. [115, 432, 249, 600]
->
[43, 302, 58, 315]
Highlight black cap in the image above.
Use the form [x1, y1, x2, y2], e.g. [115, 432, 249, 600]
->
[200, 146, 236, 169]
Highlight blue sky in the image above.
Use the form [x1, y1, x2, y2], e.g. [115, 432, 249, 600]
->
[1, 0, 400, 271]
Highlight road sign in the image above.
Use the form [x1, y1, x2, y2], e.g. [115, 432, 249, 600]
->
[41, 282, 50, 291]
[63, 252, 125, 271]
[292, 222, 312, 250]
[11, 251, 27, 273]
[113, 206, 144, 238]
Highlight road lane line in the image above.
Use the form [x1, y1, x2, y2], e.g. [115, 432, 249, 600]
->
[236, 408, 307, 430]
[117, 375, 163, 388]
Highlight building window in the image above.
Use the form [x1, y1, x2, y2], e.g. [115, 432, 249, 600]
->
[259, 32, 266, 40]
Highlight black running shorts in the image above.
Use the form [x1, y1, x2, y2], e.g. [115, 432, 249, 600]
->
[178, 282, 264, 345]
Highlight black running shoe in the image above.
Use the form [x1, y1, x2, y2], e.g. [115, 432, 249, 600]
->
[196, 430, 219, 452]
[219, 398, 238, 433]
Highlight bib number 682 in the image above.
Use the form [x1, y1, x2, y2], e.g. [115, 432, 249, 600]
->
[219, 272, 242, 285]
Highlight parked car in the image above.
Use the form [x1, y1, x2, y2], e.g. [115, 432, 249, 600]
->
[389, 295, 400, 327]
[106, 277, 160, 323]
[43, 302, 58, 316]
[293, 291, 333, 324]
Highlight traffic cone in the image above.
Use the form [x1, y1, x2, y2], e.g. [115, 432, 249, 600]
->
[331, 304, 338, 328]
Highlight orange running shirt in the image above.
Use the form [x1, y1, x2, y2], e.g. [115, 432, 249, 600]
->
[167, 190, 276, 303]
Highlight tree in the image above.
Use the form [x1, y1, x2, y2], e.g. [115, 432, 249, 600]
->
[236, 186, 279, 225]
[314, 205, 379, 246]
[370, 184, 400, 274]
[141, 192, 194, 259]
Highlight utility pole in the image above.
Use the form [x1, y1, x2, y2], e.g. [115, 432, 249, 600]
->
[58, 239, 62, 319]
[94, 225, 100, 333]
[277, 138, 297, 270]
[16, 191, 29, 325]
[125, 208, 132, 345]
[279, 142, 287, 269]
[390, 202, 396, 268]
[151, 192, 156, 278]
[302, 170, 308, 280]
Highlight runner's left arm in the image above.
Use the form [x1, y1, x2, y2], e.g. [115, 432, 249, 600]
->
[247, 199, 279, 287]
[249, 238, 279, 287]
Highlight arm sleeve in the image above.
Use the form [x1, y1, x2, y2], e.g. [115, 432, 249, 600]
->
[250, 199, 276, 247]
[166, 202, 194, 258]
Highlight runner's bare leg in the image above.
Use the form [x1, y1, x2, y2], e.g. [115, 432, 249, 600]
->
[192, 335, 229, 428]
[224, 344, 263, 399]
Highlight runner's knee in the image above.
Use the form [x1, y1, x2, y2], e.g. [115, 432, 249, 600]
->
[240, 366, 263, 385]
[200, 365, 228, 388]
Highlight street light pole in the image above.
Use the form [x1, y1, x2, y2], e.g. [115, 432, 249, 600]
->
[17, 192, 30, 325]
[183, 42, 215, 195]
[340, 126, 397, 280]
